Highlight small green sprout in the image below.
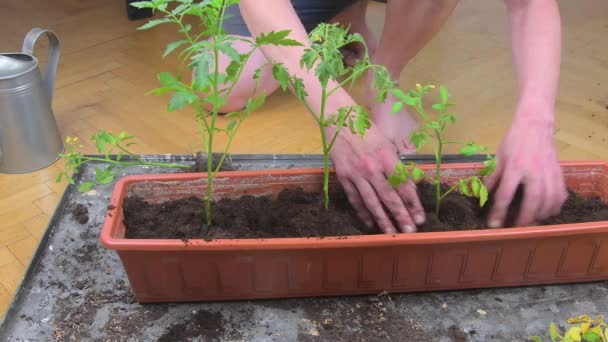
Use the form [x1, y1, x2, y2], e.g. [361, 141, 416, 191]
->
[388, 84, 496, 216]
[531, 315, 608, 342]
[273, 23, 394, 209]
[57, 130, 189, 192]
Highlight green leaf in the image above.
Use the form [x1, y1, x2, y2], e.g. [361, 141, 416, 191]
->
[158, 72, 179, 87]
[226, 59, 240, 79]
[438, 114, 456, 124]
[216, 41, 240, 61]
[410, 130, 428, 149]
[95, 168, 115, 185]
[471, 178, 481, 197]
[163, 40, 187, 58]
[530, 337, 543, 342]
[256, 30, 303, 47]
[392, 89, 407, 101]
[226, 120, 237, 132]
[439, 85, 450, 104]
[192, 54, 213, 91]
[550, 323, 560, 342]
[245, 93, 266, 113]
[583, 330, 601, 342]
[300, 49, 317, 70]
[168, 91, 198, 112]
[432, 103, 446, 111]
[411, 166, 424, 182]
[479, 157, 497, 177]
[225, 111, 241, 118]
[387, 161, 409, 188]
[479, 184, 489, 207]
[336, 107, 349, 128]
[460, 143, 481, 156]
[78, 182, 95, 193]
[130, 1, 154, 9]
[427, 121, 442, 130]
[564, 327, 582, 342]
[56, 173, 64, 183]
[352, 108, 371, 137]
[137, 18, 171, 30]
[392, 101, 404, 113]
[459, 179, 472, 196]
[293, 77, 307, 100]
[272, 64, 290, 91]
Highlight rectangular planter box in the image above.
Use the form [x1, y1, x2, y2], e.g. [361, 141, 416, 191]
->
[101, 162, 608, 303]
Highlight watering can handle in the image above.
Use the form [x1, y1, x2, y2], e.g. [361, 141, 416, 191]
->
[22, 28, 60, 102]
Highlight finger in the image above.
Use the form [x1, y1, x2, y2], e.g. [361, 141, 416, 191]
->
[515, 177, 544, 227]
[395, 180, 426, 225]
[340, 178, 374, 227]
[487, 168, 520, 228]
[551, 165, 569, 216]
[369, 175, 417, 233]
[354, 180, 399, 234]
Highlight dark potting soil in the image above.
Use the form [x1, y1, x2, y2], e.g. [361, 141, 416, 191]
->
[123, 183, 608, 240]
[68, 203, 89, 225]
[190, 152, 233, 173]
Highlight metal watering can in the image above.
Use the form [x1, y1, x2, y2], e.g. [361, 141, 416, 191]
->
[0, 28, 63, 173]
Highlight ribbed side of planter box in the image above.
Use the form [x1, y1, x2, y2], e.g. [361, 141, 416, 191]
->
[101, 162, 608, 303]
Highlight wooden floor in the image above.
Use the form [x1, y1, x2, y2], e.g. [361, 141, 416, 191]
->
[1, 0, 607, 319]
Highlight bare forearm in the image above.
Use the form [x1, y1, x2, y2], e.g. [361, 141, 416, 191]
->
[505, 0, 561, 122]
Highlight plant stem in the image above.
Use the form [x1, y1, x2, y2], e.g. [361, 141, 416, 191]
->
[434, 129, 443, 216]
[320, 86, 330, 209]
[79, 157, 190, 169]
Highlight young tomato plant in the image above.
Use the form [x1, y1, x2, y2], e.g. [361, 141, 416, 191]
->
[131, 0, 302, 224]
[388, 84, 496, 216]
[531, 314, 608, 342]
[272, 23, 394, 208]
[57, 130, 190, 192]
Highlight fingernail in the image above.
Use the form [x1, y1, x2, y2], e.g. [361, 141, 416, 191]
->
[414, 214, 425, 225]
[365, 221, 374, 228]
[488, 219, 501, 228]
[402, 225, 415, 233]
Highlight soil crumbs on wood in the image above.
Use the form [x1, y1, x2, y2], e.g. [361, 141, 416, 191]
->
[124, 182, 608, 239]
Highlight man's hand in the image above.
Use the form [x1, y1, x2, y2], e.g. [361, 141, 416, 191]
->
[486, 106, 567, 227]
[330, 125, 426, 233]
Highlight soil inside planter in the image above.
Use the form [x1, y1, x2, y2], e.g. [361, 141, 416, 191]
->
[123, 181, 608, 240]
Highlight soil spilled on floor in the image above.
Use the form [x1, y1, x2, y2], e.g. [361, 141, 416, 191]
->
[123, 182, 608, 239]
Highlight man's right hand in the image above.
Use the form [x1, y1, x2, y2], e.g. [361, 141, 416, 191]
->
[330, 126, 426, 233]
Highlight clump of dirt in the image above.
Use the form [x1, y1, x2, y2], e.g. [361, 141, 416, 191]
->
[157, 310, 226, 342]
[67, 203, 89, 224]
[190, 152, 233, 173]
[124, 187, 374, 240]
[123, 182, 608, 240]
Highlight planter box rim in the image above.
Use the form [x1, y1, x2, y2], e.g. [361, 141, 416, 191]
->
[101, 161, 608, 251]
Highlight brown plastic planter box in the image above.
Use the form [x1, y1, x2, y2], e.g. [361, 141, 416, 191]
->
[101, 162, 608, 303]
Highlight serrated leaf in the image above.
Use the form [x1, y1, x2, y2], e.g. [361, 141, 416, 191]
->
[550, 322, 560, 342]
[564, 327, 582, 342]
[163, 40, 187, 58]
[226, 59, 240, 79]
[78, 182, 95, 193]
[245, 93, 266, 113]
[410, 130, 428, 149]
[216, 42, 240, 61]
[479, 184, 488, 207]
[192, 54, 212, 91]
[256, 30, 303, 47]
[158, 72, 178, 87]
[168, 91, 198, 112]
[272, 64, 290, 91]
[353, 108, 371, 137]
[439, 85, 450, 104]
[138, 18, 171, 30]
[95, 168, 115, 185]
